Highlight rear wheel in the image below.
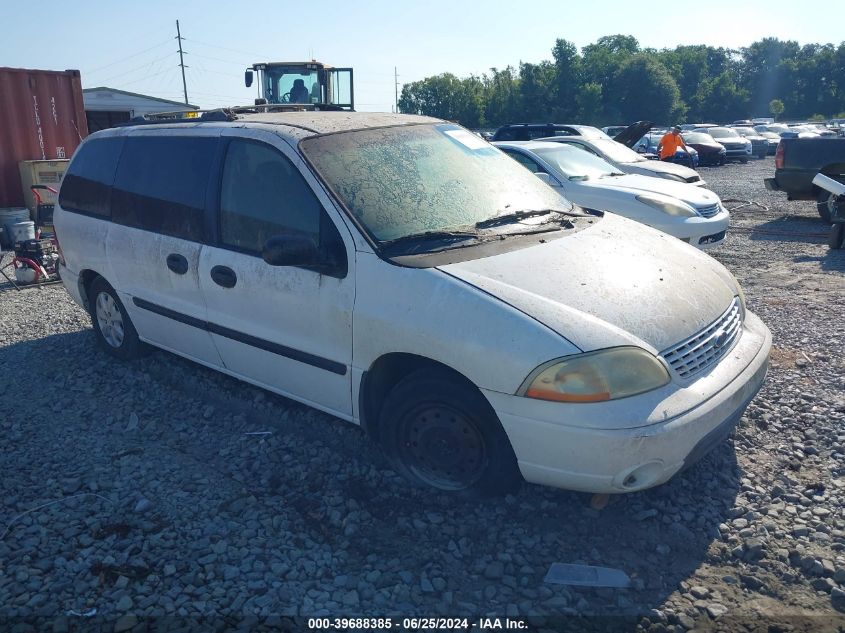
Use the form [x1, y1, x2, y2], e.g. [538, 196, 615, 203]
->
[377, 369, 522, 496]
[88, 277, 148, 360]
[817, 190, 835, 223]
[740, 157, 749, 164]
[829, 223, 845, 249]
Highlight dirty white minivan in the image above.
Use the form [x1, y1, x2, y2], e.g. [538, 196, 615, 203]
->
[54, 111, 771, 496]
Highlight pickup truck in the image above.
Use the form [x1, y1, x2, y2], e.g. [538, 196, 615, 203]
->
[764, 137, 845, 221]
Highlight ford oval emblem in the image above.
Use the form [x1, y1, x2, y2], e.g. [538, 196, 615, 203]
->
[713, 329, 729, 349]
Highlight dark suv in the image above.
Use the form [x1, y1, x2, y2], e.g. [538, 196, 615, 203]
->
[491, 123, 610, 142]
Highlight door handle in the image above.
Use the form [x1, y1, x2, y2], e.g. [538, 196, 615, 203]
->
[166, 253, 189, 275]
[210, 265, 237, 288]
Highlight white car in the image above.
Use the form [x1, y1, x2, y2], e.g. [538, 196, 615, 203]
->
[55, 112, 770, 496]
[537, 134, 706, 187]
[495, 141, 730, 249]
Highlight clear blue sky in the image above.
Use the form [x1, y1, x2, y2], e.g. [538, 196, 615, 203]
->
[4, 0, 842, 112]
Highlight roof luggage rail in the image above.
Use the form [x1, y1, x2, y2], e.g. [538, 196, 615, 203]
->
[116, 102, 351, 127]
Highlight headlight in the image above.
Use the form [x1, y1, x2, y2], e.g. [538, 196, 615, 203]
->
[636, 195, 698, 217]
[520, 347, 671, 403]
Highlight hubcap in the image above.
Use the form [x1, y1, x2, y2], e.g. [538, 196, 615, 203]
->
[95, 292, 125, 348]
[398, 404, 487, 491]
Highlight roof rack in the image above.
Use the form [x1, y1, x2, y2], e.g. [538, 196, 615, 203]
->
[117, 102, 348, 127]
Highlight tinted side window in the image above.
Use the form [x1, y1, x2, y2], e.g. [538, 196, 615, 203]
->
[111, 136, 216, 241]
[502, 150, 543, 173]
[219, 140, 322, 253]
[493, 129, 519, 141]
[527, 128, 552, 140]
[58, 137, 124, 217]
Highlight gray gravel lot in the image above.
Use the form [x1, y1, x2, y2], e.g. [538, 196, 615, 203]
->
[1, 156, 845, 632]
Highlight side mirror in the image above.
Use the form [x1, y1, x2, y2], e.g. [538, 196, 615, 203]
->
[261, 234, 320, 267]
[534, 172, 552, 186]
[244, 70, 254, 88]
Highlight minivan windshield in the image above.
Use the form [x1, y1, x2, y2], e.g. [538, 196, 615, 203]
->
[301, 124, 573, 242]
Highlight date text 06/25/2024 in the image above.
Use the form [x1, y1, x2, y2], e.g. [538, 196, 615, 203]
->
[307, 617, 528, 630]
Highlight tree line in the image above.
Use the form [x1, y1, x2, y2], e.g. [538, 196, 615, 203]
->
[397, 36, 845, 128]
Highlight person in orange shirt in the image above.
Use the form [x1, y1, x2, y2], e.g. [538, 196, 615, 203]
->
[658, 126, 692, 167]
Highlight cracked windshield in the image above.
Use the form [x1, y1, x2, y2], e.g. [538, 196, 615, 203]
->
[302, 124, 571, 241]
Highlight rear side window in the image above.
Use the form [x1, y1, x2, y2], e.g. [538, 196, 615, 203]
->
[111, 136, 216, 241]
[493, 128, 521, 141]
[58, 137, 124, 217]
[219, 139, 322, 253]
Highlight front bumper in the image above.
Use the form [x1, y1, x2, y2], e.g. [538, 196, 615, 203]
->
[484, 311, 771, 493]
[648, 210, 730, 251]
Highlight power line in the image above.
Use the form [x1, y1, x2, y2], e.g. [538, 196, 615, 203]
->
[183, 37, 271, 61]
[189, 51, 251, 67]
[90, 52, 177, 86]
[83, 39, 173, 75]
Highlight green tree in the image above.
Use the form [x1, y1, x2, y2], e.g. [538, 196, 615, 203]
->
[483, 67, 521, 126]
[740, 38, 800, 116]
[697, 72, 749, 122]
[576, 83, 603, 125]
[519, 61, 556, 120]
[551, 38, 582, 120]
[398, 73, 486, 127]
[611, 55, 684, 124]
[769, 98, 785, 120]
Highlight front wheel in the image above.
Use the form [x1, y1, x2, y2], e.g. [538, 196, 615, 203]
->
[88, 277, 148, 360]
[818, 190, 835, 223]
[740, 158, 749, 164]
[377, 369, 522, 496]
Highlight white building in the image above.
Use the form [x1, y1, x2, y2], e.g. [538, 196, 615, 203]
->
[83, 87, 199, 132]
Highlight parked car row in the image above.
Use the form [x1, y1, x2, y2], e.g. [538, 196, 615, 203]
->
[54, 111, 770, 498]
[492, 122, 705, 185]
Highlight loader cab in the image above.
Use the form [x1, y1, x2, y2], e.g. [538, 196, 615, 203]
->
[245, 61, 354, 110]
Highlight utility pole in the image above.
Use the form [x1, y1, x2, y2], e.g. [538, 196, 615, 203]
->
[394, 67, 399, 113]
[176, 20, 189, 105]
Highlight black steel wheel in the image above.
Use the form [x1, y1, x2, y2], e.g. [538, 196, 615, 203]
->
[818, 190, 835, 223]
[829, 223, 845, 249]
[377, 368, 521, 496]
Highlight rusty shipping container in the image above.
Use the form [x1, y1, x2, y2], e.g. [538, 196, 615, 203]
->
[0, 67, 88, 208]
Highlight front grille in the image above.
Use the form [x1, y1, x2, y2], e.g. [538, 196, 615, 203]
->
[699, 230, 726, 245]
[696, 203, 720, 218]
[661, 298, 742, 378]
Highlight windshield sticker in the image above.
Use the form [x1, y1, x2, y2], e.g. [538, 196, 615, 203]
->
[444, 129, 488, 150]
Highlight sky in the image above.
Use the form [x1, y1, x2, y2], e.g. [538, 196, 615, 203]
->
[4, 0, 843, 112]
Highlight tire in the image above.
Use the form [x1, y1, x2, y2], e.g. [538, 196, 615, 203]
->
[817, 190, 835, 223]
[829, 223, 845, 249]
[87, 277, 148, 360]
[377, 368, 522, 496]
[740, 158, 748, 164]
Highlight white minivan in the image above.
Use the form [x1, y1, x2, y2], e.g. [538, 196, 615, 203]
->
[54, 111, 771, 496]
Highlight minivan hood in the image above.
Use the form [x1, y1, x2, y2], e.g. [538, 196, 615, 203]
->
[439, 214, 738, 353]
[583, 174, 719, 207]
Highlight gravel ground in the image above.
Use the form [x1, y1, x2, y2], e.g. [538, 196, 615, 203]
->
[1, 156, 844, 632]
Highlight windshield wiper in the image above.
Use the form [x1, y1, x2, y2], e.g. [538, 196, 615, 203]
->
[475, 209, 564, 229]
[380, 230, 479, 254]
